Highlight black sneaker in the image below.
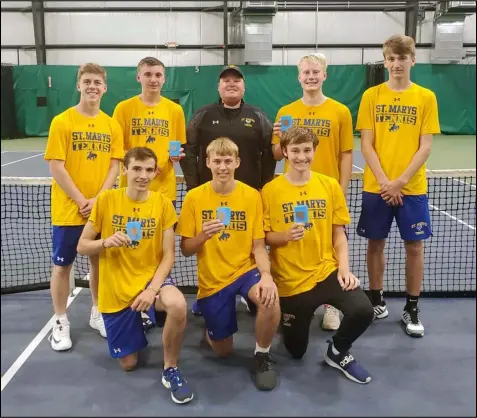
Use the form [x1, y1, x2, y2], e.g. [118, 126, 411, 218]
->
[253, 352, 277, 391]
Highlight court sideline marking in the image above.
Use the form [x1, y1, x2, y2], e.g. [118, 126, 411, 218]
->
[1, 287, 83, 392]
[352, 164, 475, 231]
[1, 152, 45, 167]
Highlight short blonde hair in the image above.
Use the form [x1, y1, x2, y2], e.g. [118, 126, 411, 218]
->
[77, 63, 107, 83]
[280, 127, 318, 150]
[298, 53, 328, 72]
[383, 35, 416, 58]
[206, 137, 239, 159]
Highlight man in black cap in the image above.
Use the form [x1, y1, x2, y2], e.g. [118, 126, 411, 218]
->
[180, 64, 276, 316]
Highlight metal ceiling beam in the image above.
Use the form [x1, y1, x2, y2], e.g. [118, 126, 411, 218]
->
[405, 0, 419, 40]
[31, 0, 46, 64]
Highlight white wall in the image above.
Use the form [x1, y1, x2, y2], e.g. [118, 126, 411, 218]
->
[1, 2, 475, 66]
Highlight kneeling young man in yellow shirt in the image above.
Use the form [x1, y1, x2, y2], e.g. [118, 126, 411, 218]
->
[176, 137, 280, 391]
[262, 127, 374, 384]
[77, 147, 193, 405]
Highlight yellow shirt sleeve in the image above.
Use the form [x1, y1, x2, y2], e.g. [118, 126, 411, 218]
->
[332, 180, 351, 225]
[355, 89, 374, 132]
[252, 191, 265, 240]
[44, 116, 68, 161]
[174, 105, 187, 145]
[110, 119, 125, 160]
[88, 191, 104, 234]
[421, 92, 441, 135]
[162, 197, 178, 231]
[112, 102, 130, 150]
[339, 105, 354, 152]
[176, 192, 196, 238]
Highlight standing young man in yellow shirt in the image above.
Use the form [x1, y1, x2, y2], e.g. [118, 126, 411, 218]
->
[176, 138, 280, 391]
[356, 35, 440, 338]
[112, 56, 186, 206]
[271, 54, 354, 332]
[263, 127, 373, 385]
[77, 147, 194, 405]
[44, 63, 124, 351]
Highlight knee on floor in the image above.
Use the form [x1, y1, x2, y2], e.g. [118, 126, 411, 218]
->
[119, 355, 138, 372]
[285, 341, 307, 360]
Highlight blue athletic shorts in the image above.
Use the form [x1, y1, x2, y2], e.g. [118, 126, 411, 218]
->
[197, 267, 261, 341]
[357, 192, 432, 241]
[102, 276, 175, 359]
[52, 225, 84, 266]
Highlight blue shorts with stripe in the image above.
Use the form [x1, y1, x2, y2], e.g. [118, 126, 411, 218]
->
[102, 276, 175, 359]
[357, 192, 432, 241]
[197, 267, 261, 341]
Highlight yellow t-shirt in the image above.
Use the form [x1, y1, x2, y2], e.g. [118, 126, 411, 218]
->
[356, 82, 441, 195]
[44, 107, 124, 226]
[176, 181, 264, 299]
[272, 98, 354, 181]
[89, 188, 177, 313]
[112, 95, 186, 201]
[262, 173, 350, 298]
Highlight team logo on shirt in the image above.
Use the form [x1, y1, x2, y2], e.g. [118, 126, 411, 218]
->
[201, 209, 247, 242]
[111, 214, 157, 249]
[298, 118, 331, 137]
[71, 131, 112, 157]
[241, 117, 255, 128]
[131, 118, 169, 138]
[282, 199, 327, 226]
[375, 104, 418, 129]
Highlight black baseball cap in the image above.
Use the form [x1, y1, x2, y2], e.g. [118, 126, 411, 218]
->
[219, 64, 244, 79]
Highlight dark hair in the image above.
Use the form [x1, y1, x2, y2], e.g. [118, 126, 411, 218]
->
[280, 126, 319, 149]
[123, 147, 157, 168]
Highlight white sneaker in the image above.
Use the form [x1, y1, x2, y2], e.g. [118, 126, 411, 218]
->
[322, 305, 341, 331]
[402, 307, 424, 338]
[49, 317, 72, 351]
[89, 306, 107, 338]
[373, 304, 389, 320]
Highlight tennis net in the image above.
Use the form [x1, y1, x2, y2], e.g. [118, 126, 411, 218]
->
[1, 171, 476, 296]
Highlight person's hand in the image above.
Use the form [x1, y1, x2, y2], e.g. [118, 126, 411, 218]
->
[255, 272, 278, 308]
[381, 179, 405, 207]
[79, 197, 96, 218]
[337, 270, 360, 291]
[286, 223, 305, 242]
[273, 122, 282, 139]
[103, 232, 132, 248]
[200, 219, 224, 240]
[130, 288, 157, 312]
[170, 147, 185, 163]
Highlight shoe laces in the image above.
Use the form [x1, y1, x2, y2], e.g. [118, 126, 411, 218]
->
[53, 320, 70, 339]
[164, 367, 185, 390]
[256, 352, 276, 373]
[408, 306, 420, 325]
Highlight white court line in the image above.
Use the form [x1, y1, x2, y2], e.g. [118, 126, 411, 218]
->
[353, 164, 364, 172]
[454, 178, 476, 189]
[0, 287, 83, 392]
[1, 152, 44, 167]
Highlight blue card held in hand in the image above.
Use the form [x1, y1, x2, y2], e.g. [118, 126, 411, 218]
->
[216, 207, 231, 226]
[280, 115, 293, 132]
[126, 221, 142, 241]
[169, 141, 181, 157]
[294, 205, 309, 224]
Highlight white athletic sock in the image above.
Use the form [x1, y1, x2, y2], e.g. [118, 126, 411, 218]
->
[254, 343, 271, 355]
[55, 313, 68, 323]
[91, 305, 99, 316]
[331, 343, 340, 355]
